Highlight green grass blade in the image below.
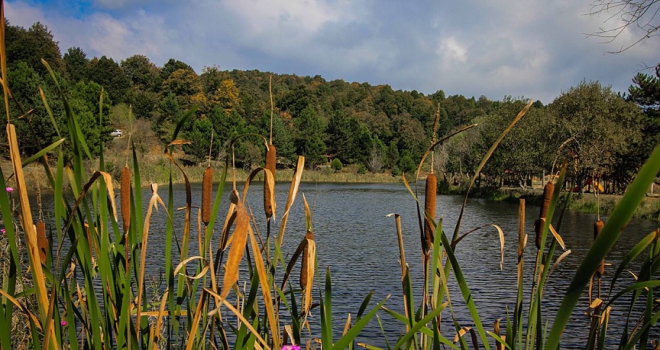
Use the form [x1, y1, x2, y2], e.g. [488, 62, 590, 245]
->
[608, 230, 658, 293]
[546, 143, 660, 349]
[622, 308, 660, 350]
[439, 229, 491, 349]
[321, 267, 334, 348]
[392, 303, 457, 350]
[21, 138, 65, 167]
[332, 295, 390, 350]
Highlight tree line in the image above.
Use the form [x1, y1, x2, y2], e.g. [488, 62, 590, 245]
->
[2, 21, 659, 191]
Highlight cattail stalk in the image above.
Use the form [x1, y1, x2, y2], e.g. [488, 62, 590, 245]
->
[594, 220, 605, 277]
[121, 166, 131, 233]
[423, 173, 437, 254]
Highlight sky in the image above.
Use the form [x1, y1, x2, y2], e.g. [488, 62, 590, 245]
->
[4, 0, 659, 104]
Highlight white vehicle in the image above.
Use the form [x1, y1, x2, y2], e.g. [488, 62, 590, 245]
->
[110, 129, 123, 137]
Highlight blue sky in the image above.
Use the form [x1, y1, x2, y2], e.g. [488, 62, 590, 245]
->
[5, 0, 659, 104]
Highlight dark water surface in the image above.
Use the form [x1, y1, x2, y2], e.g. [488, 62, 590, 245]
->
[49, 182, 659, 348]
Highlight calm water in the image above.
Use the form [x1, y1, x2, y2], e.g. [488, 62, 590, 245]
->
[48, 182, 659, 348]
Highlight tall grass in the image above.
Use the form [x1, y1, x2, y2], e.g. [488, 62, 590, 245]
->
[1, 3, 659, 348]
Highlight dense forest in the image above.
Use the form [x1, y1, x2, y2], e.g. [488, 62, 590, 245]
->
[2, 21, 659, 191]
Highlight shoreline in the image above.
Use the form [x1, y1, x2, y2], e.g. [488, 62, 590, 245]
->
[6, 161, 659, 221]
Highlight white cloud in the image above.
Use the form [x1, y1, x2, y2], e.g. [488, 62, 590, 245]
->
[437, 36, 468, 66]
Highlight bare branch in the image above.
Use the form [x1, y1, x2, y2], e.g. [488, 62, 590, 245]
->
[588, 0, 660, 52]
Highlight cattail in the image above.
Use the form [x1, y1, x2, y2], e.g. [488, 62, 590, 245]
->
[594, 220, 605, 277]
[264, 144, 276, 218]
[121, 166, 131, 233]
[535, 182, 554, 250]
[300, 230, 315, 290]
[36, 220, 47, 264]
[423, 173, 437, 254]
[202, 166, 213, 225]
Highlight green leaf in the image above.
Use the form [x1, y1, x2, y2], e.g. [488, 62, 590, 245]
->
[332, 295, 390, 350]
[439, 229, 491, 349]
[22, 138, 65, 167]
[392, 303, 457, 350]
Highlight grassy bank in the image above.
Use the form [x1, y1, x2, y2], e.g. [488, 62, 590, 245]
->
[491, 187, 660, 221]
[7, 159, 659, 221]
[2, 159, 402, 190]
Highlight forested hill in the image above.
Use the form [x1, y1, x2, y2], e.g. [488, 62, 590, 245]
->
[2, 21, 659, 191]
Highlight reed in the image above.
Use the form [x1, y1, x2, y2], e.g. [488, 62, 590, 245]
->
[423, 173, 436, 254]
[121, 165, 131, 233]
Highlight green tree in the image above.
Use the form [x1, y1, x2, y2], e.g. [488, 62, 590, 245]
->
[161, 58, 194, 81]
[477, 98, 557, 187]
[550, 81, 645, 190]
[294, 105, 326, 167]
[326, 111, 374, 165]
[161, 68, 207, 114]
[63, 47, 89, 84]
[69, 81, 113, 157]
[155, 93, 183, 141]
[0, 62, 64, 156]
[121, 54, 161, 91]
[183, 118, 215, 161]
[88, 56, 130, 104]
[398, 152, 415, 174]
[391, 113, 427, 161]
[627, 65, 660, 153]
[386, 141, 400, 169]
[256, 110, 296, 162]
[278, 85, 318, 118]
[6, 21, 64, 76]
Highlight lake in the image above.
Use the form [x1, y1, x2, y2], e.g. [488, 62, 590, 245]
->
[51, 181, 660, 348]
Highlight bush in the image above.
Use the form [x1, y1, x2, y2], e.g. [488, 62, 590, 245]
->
[398, 154, 415, 174]
[357, 164, 367, 174]
[330, 158, 343, 172]
[391, 165, 401, 176]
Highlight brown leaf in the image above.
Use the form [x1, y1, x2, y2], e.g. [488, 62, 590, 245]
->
[221, 201, 249, 299]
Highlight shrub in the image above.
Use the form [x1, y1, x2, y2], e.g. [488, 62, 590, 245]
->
[330, 158, 343, 172]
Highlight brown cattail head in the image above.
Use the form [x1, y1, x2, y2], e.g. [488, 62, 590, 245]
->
[535, 182, 555, 250]
[300, 230, 315, 290]
[36, 220, 48, 264]
[423, 173, 437, 255]
[121, 166, 131, 233]
[594, 219, 605, 277]
[264, 144, 277, 218]
[534, 218, 544, 250]
[539, 182, 555, 219]
[202, 166, 213, 225]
